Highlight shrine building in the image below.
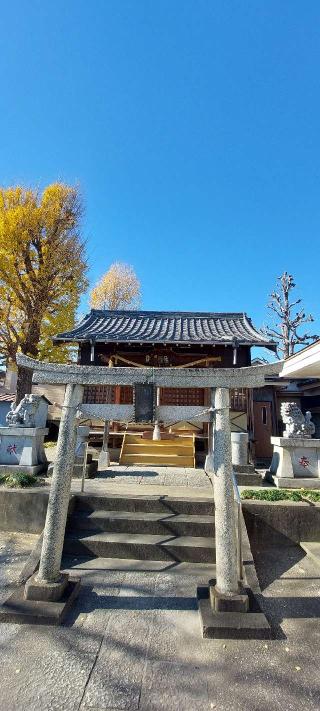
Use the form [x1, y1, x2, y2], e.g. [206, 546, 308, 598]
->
[53, 309, 276, 465]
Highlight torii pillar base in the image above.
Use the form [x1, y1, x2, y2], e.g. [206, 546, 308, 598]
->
[197, 585, 271, 639]
[0, 576, 80, 626]
[209, 579, 249, 613]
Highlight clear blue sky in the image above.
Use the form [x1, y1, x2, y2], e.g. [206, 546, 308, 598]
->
[1, 1, 320, 343]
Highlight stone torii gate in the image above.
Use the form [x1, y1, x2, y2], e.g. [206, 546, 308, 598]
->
[6, 354, 282, 626]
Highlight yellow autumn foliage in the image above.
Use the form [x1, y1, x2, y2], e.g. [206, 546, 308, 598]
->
[0, 184, 88, 373]
[90, 262, 141, 310]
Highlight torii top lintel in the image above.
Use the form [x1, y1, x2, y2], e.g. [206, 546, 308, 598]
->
[17, 354, 283, 390]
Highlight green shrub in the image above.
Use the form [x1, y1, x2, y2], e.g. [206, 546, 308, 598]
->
[300, 489, 320, 503]
[0, 471, 38, 488]
[240, 488, 303, 502]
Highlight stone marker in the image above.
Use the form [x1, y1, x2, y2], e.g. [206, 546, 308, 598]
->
[231, 432, 249, 466]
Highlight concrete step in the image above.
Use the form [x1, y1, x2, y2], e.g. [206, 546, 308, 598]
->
[74, 493, 214, 516]
[300, 541, 320, 570]
[120, 433, 195, 467]
[124, 435, 192, 445]
[63, 531, 215, 563]
[62, 555, 216, 576]
[68, 509, 215, 537]
[124, 443, 193, 455]
[120, 454, 195, 467]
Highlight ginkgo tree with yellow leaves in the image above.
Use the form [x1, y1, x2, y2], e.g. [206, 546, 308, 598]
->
[0, 183, 88, 402]
[90, 262, 141, 310]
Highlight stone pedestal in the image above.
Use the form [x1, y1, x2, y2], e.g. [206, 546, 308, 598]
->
[231, 432, 248, 465]
[74, 425, 97, 478]
[207, 428, 257, 481]
[270, 436, 320, 489]
[98, 420, 111, 470]
[0, 426, 48, 475]
[152, 421, 161, 440]
[209, 579, 249, 612]
[231, 431, 259, 484]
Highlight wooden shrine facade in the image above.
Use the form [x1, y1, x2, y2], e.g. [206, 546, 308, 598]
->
[53, 309, 276, 448]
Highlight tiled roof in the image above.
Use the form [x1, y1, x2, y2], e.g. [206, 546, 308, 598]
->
[54, 310, 275, 348]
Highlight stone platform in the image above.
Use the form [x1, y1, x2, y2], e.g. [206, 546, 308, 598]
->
[274, 476, 320, 489]
[270, 436, 320, 488]
[0, 577, 80, 625]
[0, 426, 48, 474]
[0, 463, 45, 476]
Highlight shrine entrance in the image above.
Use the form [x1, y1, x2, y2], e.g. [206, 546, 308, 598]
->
[1, 352, 281, 638]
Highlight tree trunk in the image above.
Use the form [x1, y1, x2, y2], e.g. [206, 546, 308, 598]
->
[15, 321, 41, 404]
[16, 364, 33, 405]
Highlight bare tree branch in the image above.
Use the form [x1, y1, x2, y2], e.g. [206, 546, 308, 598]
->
[266, 271, 318, 359]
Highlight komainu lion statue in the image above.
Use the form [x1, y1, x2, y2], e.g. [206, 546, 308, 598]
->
[6, 394, 41, 428]
[281, 402, 315, 439]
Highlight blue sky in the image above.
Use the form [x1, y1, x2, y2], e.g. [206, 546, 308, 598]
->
[1, 0, 320, 344]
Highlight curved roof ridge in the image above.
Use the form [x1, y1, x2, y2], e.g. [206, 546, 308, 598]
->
[241, 312, 271, 340]
[90, 308, 248, 318]
[53, 309, 277, 349]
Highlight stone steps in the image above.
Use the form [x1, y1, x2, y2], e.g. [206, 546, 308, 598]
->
[64, 492, 215, 565]
[120, 433, 195, 467]
[120, 453, 195, 467]
[123, 443, 193, 454]
[63, 531, 215, 563]
[62, 555, 216, 575]
[75, 493, 214, 515]
[68, 509, 215, 537]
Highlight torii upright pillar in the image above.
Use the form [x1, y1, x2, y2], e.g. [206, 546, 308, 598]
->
[25, 383, 84, 602]
[210, 387, 248, 611]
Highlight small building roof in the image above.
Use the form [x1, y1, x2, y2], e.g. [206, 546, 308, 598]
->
[280, 340, 320, 379]
[54, 309, 276, 349]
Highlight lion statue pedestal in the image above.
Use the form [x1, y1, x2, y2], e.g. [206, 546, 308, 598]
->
[269, 403, 320, 489]
[0, 395, 49, 476]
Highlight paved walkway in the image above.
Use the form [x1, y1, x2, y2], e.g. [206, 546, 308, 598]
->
[46, 445, 211, 490]
[0, 467, 320, 710]
[70, 464, 212, 499]
[89, 463, 210, 488]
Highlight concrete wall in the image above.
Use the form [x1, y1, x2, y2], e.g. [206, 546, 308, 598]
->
[243, 500, 320, 545]
[0, 489, 50, 533]
[0, 490, 77, 533]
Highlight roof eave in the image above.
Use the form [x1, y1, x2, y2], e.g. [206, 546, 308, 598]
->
[53, 336, 276, 349]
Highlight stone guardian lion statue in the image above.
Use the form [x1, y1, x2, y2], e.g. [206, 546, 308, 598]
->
[280, 402, 315, 439]
[6, 394, 41, 428]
